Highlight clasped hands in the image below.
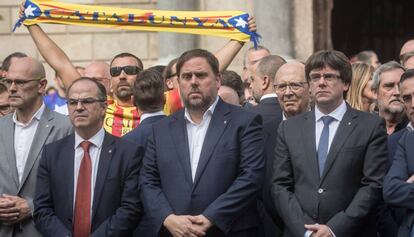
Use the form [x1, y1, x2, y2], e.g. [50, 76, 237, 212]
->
[164, 214, 212, 237]
[0, 194, 31, 225]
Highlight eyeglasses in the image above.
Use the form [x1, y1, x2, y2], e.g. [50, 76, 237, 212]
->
[274, 82, 308, 92]
[67, 97, 106, 107]
[110, 66, 142, 77]
[3, 78, 42, 88]
[309, 73, 341, 82]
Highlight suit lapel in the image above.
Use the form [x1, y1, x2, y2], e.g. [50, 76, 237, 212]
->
[320, 106, 358, 182]
[169, 111, 193, 185]
[92, 133, 115, 221]
[3, 116, 19, 189]
[192, 100, 230, 189]
[19, 109, 54, 191]
[301, 111, 320, 182]
[63, 135, 75, 223]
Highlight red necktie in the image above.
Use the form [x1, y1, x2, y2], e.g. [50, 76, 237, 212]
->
[73, 141, 92, 237]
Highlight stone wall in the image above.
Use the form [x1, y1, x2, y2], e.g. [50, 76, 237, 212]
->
[0, 0, 313, 84]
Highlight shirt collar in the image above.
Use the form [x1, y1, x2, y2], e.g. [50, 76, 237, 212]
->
[185, 96, 219, 125]
[140, 110, 165, 123]
[74, 128, 105, 150]
[260, 93, 277, 101]
[315, 100, 347, 122]
[407, 122, 414, 131]
[13, 103, 45, 127]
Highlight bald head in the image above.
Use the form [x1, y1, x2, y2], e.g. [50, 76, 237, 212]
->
[275, 61, 306, 82]
[9, 57, 45, 79]
[400, 39, 414, 57]
[84, 61, 111, 93]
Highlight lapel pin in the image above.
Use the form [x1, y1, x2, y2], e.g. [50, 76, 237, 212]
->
[46, 124, 49, 128]
[348, 122, 351, 126]
[108, 149, 112, 153]
[224, 121, 227, 124]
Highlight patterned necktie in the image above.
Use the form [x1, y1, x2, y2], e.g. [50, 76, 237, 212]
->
[318, 116, 335, 177]
[73, 141, 92, 237]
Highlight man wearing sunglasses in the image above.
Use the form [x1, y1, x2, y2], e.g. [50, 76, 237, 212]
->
[24, 17, 255, 137]
[0, 57, 73, 237]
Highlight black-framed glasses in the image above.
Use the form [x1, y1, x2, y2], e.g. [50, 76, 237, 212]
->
[309, 73, 341, 82]
[110, 66, 142, 77]
[3, 78, 42, 88]
[67, 97, 106, 107]
[274, 82, 308, 92]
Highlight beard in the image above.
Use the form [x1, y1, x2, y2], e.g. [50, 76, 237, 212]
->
[182, 89, 214, 113]
[115, 84, 132, 100]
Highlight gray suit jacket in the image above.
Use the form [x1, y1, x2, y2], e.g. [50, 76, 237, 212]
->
[271, 105, 388, 237]
[0, 108, 73, 237]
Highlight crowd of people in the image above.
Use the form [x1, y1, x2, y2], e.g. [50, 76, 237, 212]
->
[1, 11, 414, 237]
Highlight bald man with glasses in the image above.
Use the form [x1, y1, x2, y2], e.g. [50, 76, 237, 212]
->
[0, 57, 72, 237]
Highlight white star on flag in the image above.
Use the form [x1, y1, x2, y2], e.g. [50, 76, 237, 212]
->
[234, 17, 247, 28]
[24, 5, 36, 18]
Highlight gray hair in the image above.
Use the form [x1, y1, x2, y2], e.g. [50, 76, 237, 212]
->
[372, 61, 405, 91]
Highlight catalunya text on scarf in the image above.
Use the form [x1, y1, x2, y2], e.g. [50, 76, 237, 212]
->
[15, 0, 261, 47]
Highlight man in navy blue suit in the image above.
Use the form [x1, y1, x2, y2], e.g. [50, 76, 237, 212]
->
[140, 49, 265, 237]
[124, 69, 166, 147]
[34, 77, 143, 237]
[123, 69, 166, 237]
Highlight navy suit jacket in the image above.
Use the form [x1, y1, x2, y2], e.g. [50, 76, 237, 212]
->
[34, 132, 144, 237]
[388, 128, 409, 166]
[124, 115, 166, 237]
[384, 131, 414, 237]
[124, 115, 166, 148]
[248, 97, 282, 124]
[140, 99, 265, 236]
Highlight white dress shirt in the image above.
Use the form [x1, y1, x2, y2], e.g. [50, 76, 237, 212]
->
[260, 93, 277, 102]
[305, 101, 347, 237]
[140, 110, 165, 123]
[315, 101, 347, 152]
[185, 96, 219, 181]
[13, 103, 45, 183]
[73, 128, 105, 214]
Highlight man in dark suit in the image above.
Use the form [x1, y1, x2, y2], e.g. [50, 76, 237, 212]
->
[271, 50, 388, 237]
[123, 69, 166, 237]
[34, 77, 143, 237]
[140, 49, 265, 237]
[124, 69, 166, 147]
[383, 131, 414, 237]
[248, 55, 285, 124]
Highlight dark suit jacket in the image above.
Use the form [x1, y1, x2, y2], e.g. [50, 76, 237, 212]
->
[383, 131, 414, 237]
[388, 128, 408, 166]
[258, 119, 284, 237]
[271, 105, 388, 237]
[34, 132, 144, 237]
[140, 99, 265, 237]
[123, 115, 166, 148]
[248, 96, 282, 124]
[124, 115, 166, 237]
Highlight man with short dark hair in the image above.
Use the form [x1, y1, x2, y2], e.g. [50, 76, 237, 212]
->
[141, 49, 264, 237]
[34, 77, 144, 236]
[271, 50, 388, 237]
[0, 57, 72, 237]
[221, 70, 244, 105]
[248, 55, 285, 123]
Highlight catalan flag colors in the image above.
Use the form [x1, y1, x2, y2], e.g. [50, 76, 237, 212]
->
[164, 89, 183, 116]
[15, 0, 260, 47]
[104, 100, 140, 137]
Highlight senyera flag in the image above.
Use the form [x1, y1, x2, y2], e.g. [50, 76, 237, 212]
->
[14, 0, 261, 47]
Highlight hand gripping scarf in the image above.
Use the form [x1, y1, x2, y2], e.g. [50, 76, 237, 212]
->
[14, 0, 261, 47]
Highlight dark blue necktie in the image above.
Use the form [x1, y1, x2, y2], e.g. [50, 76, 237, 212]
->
[318, 116, 335, 177]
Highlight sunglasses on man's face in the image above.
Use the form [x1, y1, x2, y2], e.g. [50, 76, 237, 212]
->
[110, 66, 142, 77]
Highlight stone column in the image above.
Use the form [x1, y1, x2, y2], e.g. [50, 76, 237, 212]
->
[255, 0, 293, 59]
[156, 1, 198, 65]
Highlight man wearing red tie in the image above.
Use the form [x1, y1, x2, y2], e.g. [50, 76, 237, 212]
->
[33, 77, 144, 237]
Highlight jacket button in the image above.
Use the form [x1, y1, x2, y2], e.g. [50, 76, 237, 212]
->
[318, 188, 324, 194]
[312, 214, 317, 219]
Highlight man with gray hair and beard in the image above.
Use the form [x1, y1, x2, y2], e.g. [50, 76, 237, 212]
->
[372, 61, 407, 135]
